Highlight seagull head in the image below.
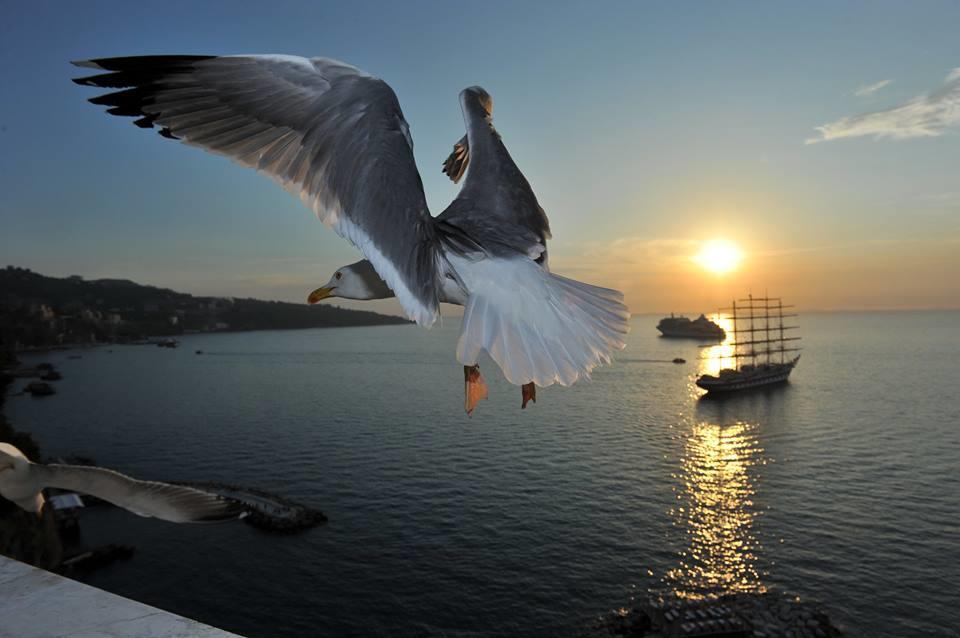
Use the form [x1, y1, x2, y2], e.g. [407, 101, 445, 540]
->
[0, 443, 28, 478]
[0, 443, 44, 516]
[461, 86, 494, 118]
[308, 259, 394, 304]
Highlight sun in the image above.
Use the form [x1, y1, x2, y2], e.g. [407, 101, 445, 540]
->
[694, 239, 743, 275]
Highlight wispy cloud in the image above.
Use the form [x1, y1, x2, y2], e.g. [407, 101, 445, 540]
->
[807, 67, 960, 143]
[853, 79, 891, 97]
[919, 191, 960, 203]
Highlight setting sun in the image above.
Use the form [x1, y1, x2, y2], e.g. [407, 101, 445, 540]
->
[694, 239, 743, 275]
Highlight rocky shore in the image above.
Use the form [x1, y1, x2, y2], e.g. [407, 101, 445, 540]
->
[587, 591, 844, 638]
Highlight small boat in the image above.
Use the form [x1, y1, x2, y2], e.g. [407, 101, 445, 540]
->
[156, 338, 179, 349]
[25, 381, 56, 396]
[672, 357, 686, 364]
[696, 295, 801, 394]
[657, 314, 725, 339]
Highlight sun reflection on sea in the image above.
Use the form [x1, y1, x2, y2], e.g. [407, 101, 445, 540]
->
[698, 314, 736, 377]
[664, 420, 766, 599]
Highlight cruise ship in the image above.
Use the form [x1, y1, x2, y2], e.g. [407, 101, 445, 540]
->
[657, 314, 725, 339]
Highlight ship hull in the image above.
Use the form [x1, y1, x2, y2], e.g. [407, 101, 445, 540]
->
[696, 357, 799, 394]
[657, 327, 725, 339]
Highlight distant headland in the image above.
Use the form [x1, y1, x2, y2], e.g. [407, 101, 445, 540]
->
[0, 265, 409, 352]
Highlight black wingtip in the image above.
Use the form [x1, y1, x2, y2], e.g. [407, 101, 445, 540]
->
[133, 115, 157, 129]
[108, 105, 149, 117]
[76, 55, 217, 71]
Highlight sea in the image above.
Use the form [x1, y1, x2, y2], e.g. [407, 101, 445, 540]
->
[4, 311, 959, 637]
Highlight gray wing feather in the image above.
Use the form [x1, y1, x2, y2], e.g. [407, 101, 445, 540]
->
[73, 55, 441, 325]
[36, 464, 243, 523]
[442, 135, 469, 184]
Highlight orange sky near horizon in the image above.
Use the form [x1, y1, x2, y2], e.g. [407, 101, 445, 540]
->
[550, 236, 960, 314]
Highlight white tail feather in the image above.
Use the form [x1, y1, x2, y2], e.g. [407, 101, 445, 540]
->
[453, 257, 630, 387]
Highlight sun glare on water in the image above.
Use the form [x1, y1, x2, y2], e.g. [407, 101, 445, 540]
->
[694, 239, 743, 275]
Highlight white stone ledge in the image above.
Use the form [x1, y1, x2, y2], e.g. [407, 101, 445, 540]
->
[0, 556, 243, 637]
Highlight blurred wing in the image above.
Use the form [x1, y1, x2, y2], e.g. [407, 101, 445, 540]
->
[36, 464, 243, 523]
[74, 55, 441, 325]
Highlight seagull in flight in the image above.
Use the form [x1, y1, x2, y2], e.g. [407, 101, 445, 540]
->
[73, 54, 630, 414]
[0, 443, 243, 522]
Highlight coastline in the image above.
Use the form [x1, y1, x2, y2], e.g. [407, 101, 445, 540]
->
[10, 321, 414, 357]
[0, 265, 410, 356]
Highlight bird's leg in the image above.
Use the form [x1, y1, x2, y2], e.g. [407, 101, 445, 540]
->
[464, 364, 488, 416]
[521, 382, 536, 409]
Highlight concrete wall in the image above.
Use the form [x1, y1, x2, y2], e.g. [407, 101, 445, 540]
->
[0, 556, 242, 637]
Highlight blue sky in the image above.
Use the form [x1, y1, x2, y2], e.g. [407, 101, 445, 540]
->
[1, 1, 958, 312]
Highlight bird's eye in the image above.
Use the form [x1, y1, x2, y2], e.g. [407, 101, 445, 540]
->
[335, 272, 342, 280]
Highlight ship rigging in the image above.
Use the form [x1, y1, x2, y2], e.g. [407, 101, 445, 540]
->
[695, 295, 801, 394]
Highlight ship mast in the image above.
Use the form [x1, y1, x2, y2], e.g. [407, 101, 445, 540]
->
[701, 295, 802, 370]
[778, 298, 784, 364]
[763, 293, 771, 366]
[733, 299, 740, 369]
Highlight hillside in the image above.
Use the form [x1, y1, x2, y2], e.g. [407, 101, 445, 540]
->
[0, 266, 408, 350]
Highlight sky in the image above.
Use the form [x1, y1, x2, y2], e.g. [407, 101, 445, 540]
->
[1, 1, 958, 315]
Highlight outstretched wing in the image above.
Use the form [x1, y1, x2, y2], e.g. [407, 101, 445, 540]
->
[74, 55, 441, 326]
[35, 464, 244, 523]
[437, 91, 551, 265]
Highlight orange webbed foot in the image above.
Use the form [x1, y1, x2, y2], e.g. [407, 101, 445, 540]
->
[521, 382, 536, 409]
[464, 365, 489, 416]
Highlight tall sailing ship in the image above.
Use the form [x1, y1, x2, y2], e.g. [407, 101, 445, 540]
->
[695, 295, 800, 394]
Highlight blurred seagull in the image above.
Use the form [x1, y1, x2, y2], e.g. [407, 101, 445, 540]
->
[73, 55, 630, 414]
[0, 443, 243, 523]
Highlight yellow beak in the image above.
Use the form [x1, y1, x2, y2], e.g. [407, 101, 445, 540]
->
[307, 286, 335, 304]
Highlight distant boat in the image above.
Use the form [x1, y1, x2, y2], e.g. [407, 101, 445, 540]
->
[657, 314, 725, 340]
[156, 338, 179, 349]
[696, 295, 801, 394]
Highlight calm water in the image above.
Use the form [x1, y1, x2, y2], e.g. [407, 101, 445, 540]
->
[5, 312, 960, 637]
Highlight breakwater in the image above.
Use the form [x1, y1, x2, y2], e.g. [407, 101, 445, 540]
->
[177, 482, 327, 533]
